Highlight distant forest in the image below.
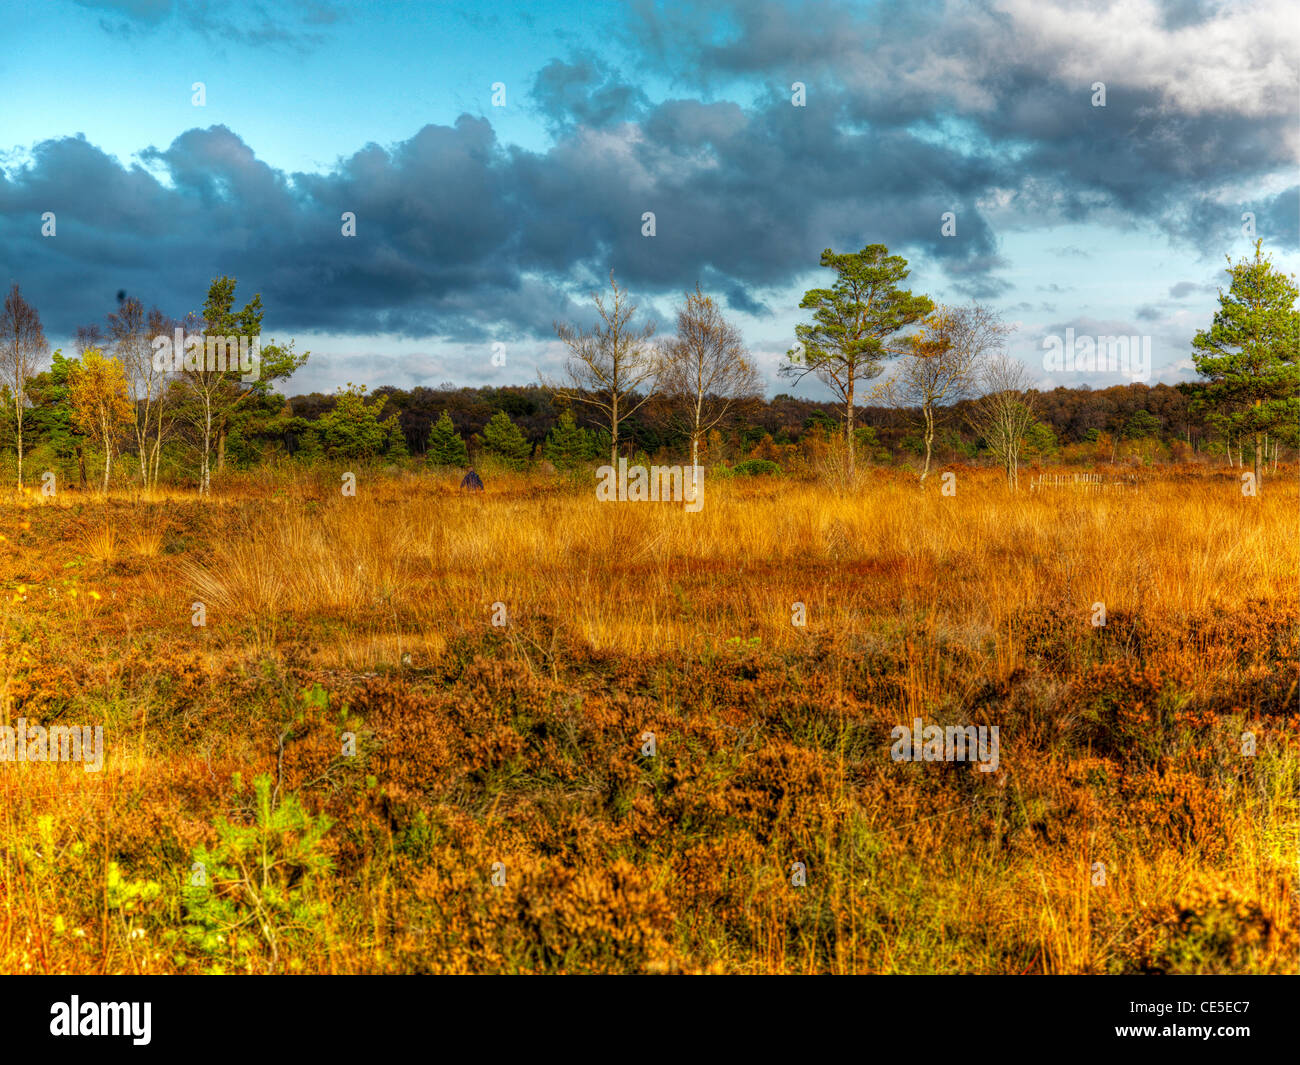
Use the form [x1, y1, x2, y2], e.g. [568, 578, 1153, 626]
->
[283, 379, 1253, 467]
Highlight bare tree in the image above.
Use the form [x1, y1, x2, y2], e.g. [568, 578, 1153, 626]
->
[883, 304, 1011, 484]
[657, 286, 763, 468]
[145, 308, 181, 489]
[108, 297, 173, 492]
[966, 353, 1038, 490]
[548, 271, 659, 467]
[0, 284, 49, 490]
[74, 324, 104, 356]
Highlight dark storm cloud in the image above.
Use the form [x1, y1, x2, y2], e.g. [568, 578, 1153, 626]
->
[5, 0, 1294, 343]
[720, 282, 771, 317]
[0, 122, 581, 339]
[1, 82, 1020, 338]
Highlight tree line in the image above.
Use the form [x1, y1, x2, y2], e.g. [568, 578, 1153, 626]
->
[1, 241, 1295, 494]
[0, 277, 305, 493]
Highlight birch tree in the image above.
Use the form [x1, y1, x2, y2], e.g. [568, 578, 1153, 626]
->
[548, 271, 659, 468]
[0, 284, 49, 490]
[884, 304, 1011, 484]
[68, 349, 133, 493]
[657, 286, 762, 469]
[966, 354, 1037, 490]
[108, 297, 174, 491]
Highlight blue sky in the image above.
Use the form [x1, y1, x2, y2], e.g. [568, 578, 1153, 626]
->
[1, 0, 1297, 398]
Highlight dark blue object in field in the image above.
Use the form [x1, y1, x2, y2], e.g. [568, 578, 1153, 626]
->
[460, 469, 484, 492]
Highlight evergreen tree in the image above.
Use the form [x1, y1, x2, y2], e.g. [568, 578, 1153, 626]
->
[543, 409, 594, 468]
[1191, 239, 1300, 494]
[425, 410, 469, 466]
[383, 414, 408, 459]
[481, 410, 531, 469]
[780, 245, 932, 476]
[27, 349, 88, 485]
[317, 384, 388, 460]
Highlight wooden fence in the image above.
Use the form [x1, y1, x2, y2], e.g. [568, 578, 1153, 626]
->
[1028, 472, 1139, 493]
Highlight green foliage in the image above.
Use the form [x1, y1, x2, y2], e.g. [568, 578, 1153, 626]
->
[1123, 410, 1161, 439]
[802, 410, 839, 435]
[382, 414, 408, 459]
[482, 409, 531, 470]
[26, 349, 83, 467]
[107, 861, 162, 916]
[426, 410, 469, 467]
[317, 384, 390, 461]
[731, 458, 783, 476]
[784, 245, 933, 439]
[183, 774, 334, 973]
[290, 420, 324, 464]
[1022, 420, 1059, 457]
[937, 426, 978, 460]
[852, 425, 891, 463]
[1190, 240, 1300, 450]
[543, 410, 598, 468]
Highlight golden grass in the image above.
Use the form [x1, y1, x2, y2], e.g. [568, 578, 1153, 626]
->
[172, 468, 1293, 660]
[0, 462, 1295, 974]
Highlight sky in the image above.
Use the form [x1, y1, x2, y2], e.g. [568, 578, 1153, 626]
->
[1, 0, 1297, 399]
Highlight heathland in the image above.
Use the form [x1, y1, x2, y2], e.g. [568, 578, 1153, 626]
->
[0, 462, 1294, 974]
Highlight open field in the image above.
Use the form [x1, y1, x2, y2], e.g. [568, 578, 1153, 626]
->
[0, 464, 1296, 974]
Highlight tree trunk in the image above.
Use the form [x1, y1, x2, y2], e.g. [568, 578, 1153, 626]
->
[920, 404, 934, 484]
[217, 422, 227, 472]
[609, 394, 619, 469]
[136, 418, 149, 487]
[202, 398, 212, 495]
[845, 382, 856, 479]
[15, 404, 23, 490]
[76, 444, 87, 488]
[101, 412, 112, 493]
[1253, 431, 1263, 496]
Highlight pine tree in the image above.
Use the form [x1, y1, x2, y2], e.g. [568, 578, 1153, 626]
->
[27, 349, 86, 485]
[543, 409, 594, 468]
[426, 410, 468, 467]
[1191, 239, 1300, 494]
[482, 410, 532, 470]
[318, 384, 388, 460]
[383, 414, 408, 459]
[781, 245, 933, 477]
